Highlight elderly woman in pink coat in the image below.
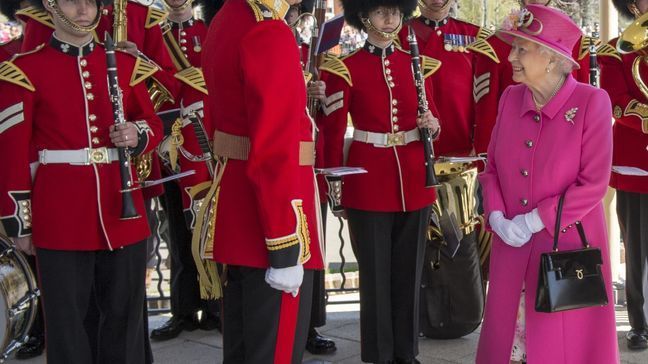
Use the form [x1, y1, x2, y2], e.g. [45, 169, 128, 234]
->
[475, 5, 619, 364]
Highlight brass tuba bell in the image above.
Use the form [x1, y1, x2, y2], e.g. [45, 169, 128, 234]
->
[617, 11, 648, 99]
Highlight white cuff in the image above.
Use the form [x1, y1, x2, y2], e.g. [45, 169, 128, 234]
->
[524, 208, 545, 233]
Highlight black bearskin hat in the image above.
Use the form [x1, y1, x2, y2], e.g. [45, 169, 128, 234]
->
[341, 0, 417, 31]
[0, 0, 23, 21]
[612, 0, 636, 20]
[300, 0, 315, 13]
[196, 0, 224, 25]
[27, 0, 45, 10]
[28, 0, 105, 11]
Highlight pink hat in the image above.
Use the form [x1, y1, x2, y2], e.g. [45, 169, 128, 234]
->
[496, 4, 582, 69]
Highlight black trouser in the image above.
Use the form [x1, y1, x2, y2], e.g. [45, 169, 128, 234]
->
[309, 203, 329, 329]
[25, 255, 44, 340]
[347, 206, 431, 363]
[223, 266, 314, 364]
[163, 181, 218, 318]
[617, 190, 648, 331]
[36, 241, 147, 364]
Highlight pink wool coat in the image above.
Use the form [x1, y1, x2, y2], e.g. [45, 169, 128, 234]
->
[476, 76, 620, 364]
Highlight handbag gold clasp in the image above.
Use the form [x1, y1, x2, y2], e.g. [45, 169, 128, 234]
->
[576, 269, 584, 280]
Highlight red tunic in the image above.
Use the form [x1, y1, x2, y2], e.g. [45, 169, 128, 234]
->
[202, 0, 323, 269]
[318, 44, 439, 212]
[18, 2, 180, 199]
[0, 39, 163, 250]
[399, 16, 480, 156]
[599, 38, 648, 193]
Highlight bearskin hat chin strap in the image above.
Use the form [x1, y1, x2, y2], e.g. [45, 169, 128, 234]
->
[418, 0, 452, 13]
[361, 15, 404, 40]
[163, 0, 193, 11]
[47, 0, 102, 33]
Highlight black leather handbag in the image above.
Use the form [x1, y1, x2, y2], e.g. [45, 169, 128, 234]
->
[535, 193, 609, 313]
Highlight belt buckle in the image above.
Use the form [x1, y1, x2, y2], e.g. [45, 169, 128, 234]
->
[88, 147, 109, 164]
[386, 132, 405, 147]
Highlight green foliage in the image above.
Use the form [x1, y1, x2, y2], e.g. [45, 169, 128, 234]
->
[451, 0, 600, 33]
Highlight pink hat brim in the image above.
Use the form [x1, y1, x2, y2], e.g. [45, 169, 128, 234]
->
[496, 29, 580, 70]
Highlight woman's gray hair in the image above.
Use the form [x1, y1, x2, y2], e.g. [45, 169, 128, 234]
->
[538, 46, 576, 75]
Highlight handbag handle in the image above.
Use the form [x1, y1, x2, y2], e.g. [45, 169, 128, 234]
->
[552, 193, 590, 251]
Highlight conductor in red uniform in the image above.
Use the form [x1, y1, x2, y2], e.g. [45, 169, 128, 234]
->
[0, 0, 163, 363]
[201, 0, 324, 362]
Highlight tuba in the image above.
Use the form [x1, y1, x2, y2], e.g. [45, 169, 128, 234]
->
[617, 11, 648, 99]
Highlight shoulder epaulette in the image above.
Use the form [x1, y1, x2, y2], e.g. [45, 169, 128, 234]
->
[597, 43, 622, 61]
[0, 61, 35, 92]
[15, 6, 54, 29]
[475, 27, 494, 41]
[247, 0, 281, 22]
[319, 54, 352, 86]
[578, 36, 601, 60]
[130, 56, 159, 86]
[421, 56, 442, 79]
[145, 6, 169, 29]
[467, 37, 499, 63]
[174, 67, 208, 95]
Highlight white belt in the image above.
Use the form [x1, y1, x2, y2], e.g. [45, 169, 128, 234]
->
[353, 128, 420, 148]
[38, 147, 120, 165]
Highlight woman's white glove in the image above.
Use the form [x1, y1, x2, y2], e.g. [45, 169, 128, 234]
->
[489, 211, 532, 247]
[265, 264, 304, 297]
[512, 208, 545, 236]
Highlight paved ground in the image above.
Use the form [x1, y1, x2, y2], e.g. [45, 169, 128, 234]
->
[6, 293, 648, 363]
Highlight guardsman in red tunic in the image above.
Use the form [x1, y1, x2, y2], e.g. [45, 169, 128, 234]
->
[148, 0, 221, 342]
[471, 0, 597, 156]
[398, 0, 481, 157]
[0, 1, 163, 363]
[317, 0, 440, 361]
[18, 0, 180, 200]
[600, 0, 648, 352]
[200, 0, 324, 362]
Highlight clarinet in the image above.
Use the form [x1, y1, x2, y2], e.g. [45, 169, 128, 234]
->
[407, 26, 439, 188]
[589, 23, 600, 88]
[306, 0, 327, 116]
[105, 32, 140, 220]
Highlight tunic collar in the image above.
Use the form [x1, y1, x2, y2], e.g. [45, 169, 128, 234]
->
[519, 75, 578, 119]
[363, 41, 395, 57]
[170, 17, 196, 29]
[419, 16, 449, 29]
[50, 35, 96, 57]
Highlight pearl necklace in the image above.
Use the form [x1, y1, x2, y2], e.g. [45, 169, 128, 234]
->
[533, 75, 565, 110]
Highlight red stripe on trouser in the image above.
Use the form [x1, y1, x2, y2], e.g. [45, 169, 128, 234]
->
[273, 291, 301, 363]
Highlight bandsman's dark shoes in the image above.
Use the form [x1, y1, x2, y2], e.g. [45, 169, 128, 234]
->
[305, 328, 337, 355]
[626, 329, 648, 350]
[150, 314, 200, 341]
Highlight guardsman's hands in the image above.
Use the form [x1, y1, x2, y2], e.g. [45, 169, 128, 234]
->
[417, 110, 440, 136]
[110, 122, 139, 148]
[116, 41, 139, 58]
[265, 264, 304, 297]
[13, 236, 35, 256]
[307, 80, 327, 103]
